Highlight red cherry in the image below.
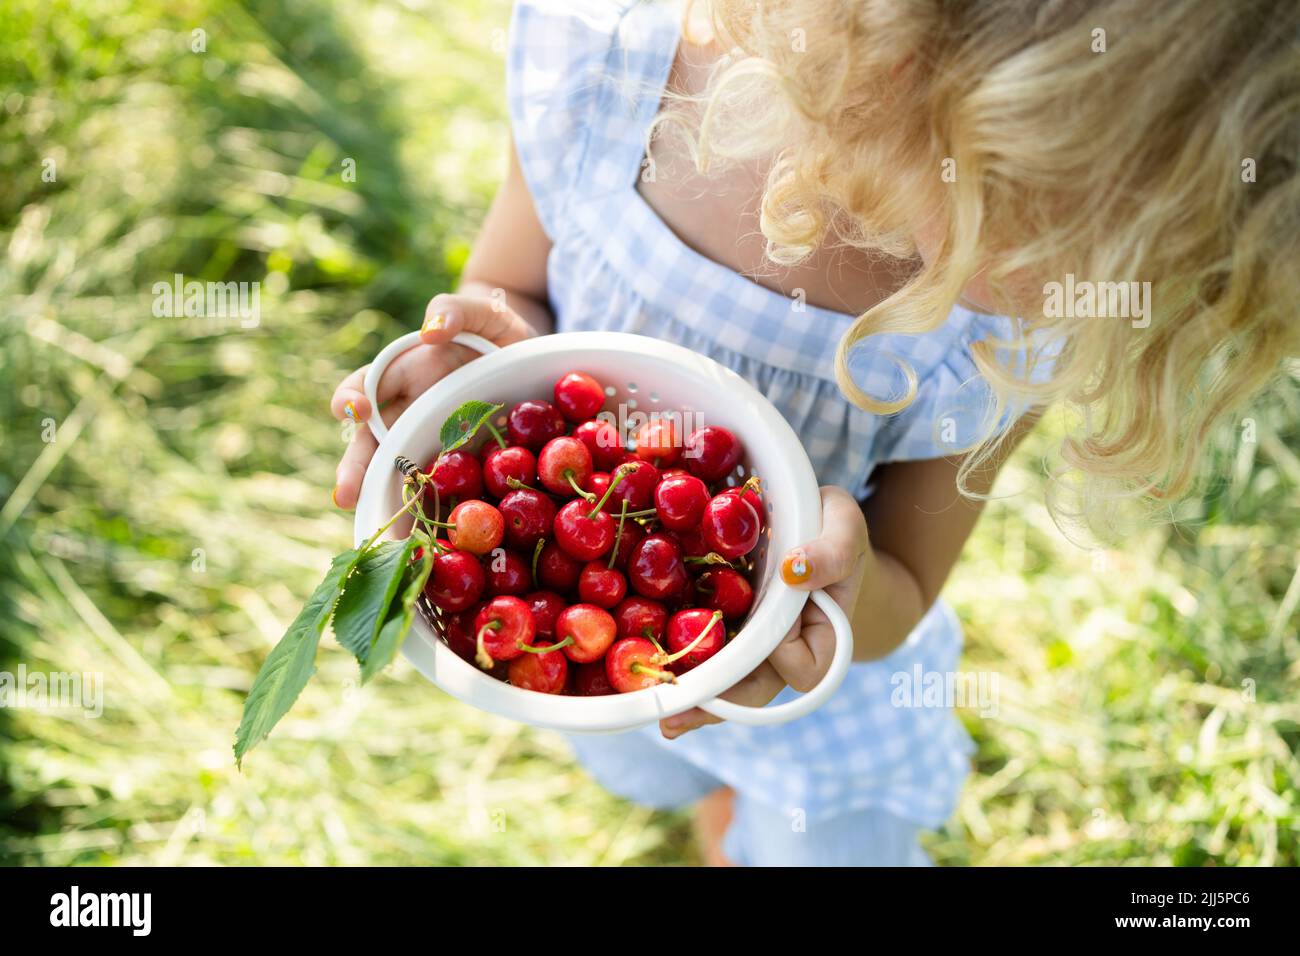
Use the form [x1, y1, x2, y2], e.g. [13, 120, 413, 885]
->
[665, 608, 726, 673]
[498, 488, 556, 551]
[614, 596, 668, 643]
[524, 590, 566, 640]
[447, 500, 504, 555]
[537, 436, 594, 497]
[578, 561, 627, 609]
[485, 549, 532, 597]
[536, 540, 582, 592]
[507, 640, 569, 693]
[553, 498, 615, 562]
[673, 524, 710, 559]
[701, 493, 760, 560]
[554, 604, 617, 664]
[553, 372, 606, 422]
[694, 568, 754, 620]
[442, 604, 483, 662]
[507, 400, 566, 450]
[482, 445, 537, 499]
[573, 661, 616, 696]
[572, 419, 625, 471]
[584, 471, 612, 498]
[608, 460, 660, 512]
[473, 595, 536, 668]
[634, 419, 681, 467]
[606, 637, 675, 693]
[684, 426, 743, 483]
[653, 473, 709, 532]
[425, 549, 485, 613]
[628, 533, 688, 601]
[659, 468, 690, 481]
[718, 481, 765, 531]
[426, 449, 483, 500]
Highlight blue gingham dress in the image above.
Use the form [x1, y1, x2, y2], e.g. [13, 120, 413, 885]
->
[508, 0, 1019, 828]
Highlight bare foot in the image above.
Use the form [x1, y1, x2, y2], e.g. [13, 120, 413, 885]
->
[693, 787, 736, 866]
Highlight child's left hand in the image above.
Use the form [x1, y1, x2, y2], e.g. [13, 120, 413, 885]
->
[660, 486, 869, 739]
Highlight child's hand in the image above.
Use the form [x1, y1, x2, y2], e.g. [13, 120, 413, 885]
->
[660, 486, 870, 739]
[330, 293, 536, 508]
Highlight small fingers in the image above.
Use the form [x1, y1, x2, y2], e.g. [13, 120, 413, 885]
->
[660, 661, 786, 739]
[421, 293, 536, 348]
[768, 605, 837, 694]
[330, 366, 371, 423]
[779, 485, 869, 591]
[333, 421, 379, 510]
[331, 387, 371, 426]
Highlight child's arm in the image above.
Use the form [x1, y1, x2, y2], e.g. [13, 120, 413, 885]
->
[331, 142, 552, 507]
[663, 413, 1038, 738]
[446, 139, 554, 335]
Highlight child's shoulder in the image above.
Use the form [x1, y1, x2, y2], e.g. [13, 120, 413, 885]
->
[507, 0, 678, 239]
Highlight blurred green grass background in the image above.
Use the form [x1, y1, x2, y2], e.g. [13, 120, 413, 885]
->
[1, 0, 1297, 866]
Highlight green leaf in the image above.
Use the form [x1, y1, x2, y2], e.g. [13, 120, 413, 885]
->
[438, 400, 503, 455]
[360, 547, 433, 684]
[332, 538, 417, 663]
[233, 548, 360, 767]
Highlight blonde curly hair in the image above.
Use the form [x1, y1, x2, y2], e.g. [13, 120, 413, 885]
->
[666, 0, 1300, 531]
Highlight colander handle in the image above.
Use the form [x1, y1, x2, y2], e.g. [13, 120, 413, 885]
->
[361, 330, 500, 442]
[696, 589, 855, 725]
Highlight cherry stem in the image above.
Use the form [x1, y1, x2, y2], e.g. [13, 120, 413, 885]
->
[484, 421, 507, 450]
[474, 620, 501, 671]
[643, 628, 666, 655]
[656, 611, 723, 666]
[685, 552, 738, 569]
[506, 476, 542, 493]
[566, 471, 596, 502]
[516, 636, 574, 654]
[587, 468, 627, 520]
[531, 537, 545, 589]
[630, 662, 676, 684]
[607, 500, 629, 570]
[404, 482, 438, 542]
[741, 475, 763, 496]
[362, 484, 428, 553]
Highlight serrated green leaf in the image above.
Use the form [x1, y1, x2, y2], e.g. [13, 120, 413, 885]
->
[233, 548, 359, 767]
[332, 538, 416, 663]
[438, 400, 503, 455]
[360, 547, 433, 684]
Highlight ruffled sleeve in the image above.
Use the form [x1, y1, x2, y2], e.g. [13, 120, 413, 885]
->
[869, 310, 1059, 463]
[507, 0, 643, 240]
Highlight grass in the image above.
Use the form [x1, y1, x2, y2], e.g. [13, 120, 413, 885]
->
[1, 0, 1297, 866]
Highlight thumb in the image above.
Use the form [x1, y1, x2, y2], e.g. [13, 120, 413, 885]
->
[778, 486, 868, 591]
[420, 292, 535, 348]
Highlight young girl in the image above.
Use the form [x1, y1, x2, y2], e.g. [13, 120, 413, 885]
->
[328, 0, 1300, 865]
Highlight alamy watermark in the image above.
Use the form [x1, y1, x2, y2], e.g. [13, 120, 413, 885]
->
[50, 886, 150, 936]
[1043, 273, 1151, 329]
[0, 665, 104, 718]
[595, 405, 708, 458]
[890, 665, 999, 718]
[152, 273, 260, 328]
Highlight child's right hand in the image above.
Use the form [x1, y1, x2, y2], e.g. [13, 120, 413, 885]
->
[329, 293, 537, 509]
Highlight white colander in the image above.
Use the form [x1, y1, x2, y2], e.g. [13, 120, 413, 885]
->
[353, 330, 853, 733]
